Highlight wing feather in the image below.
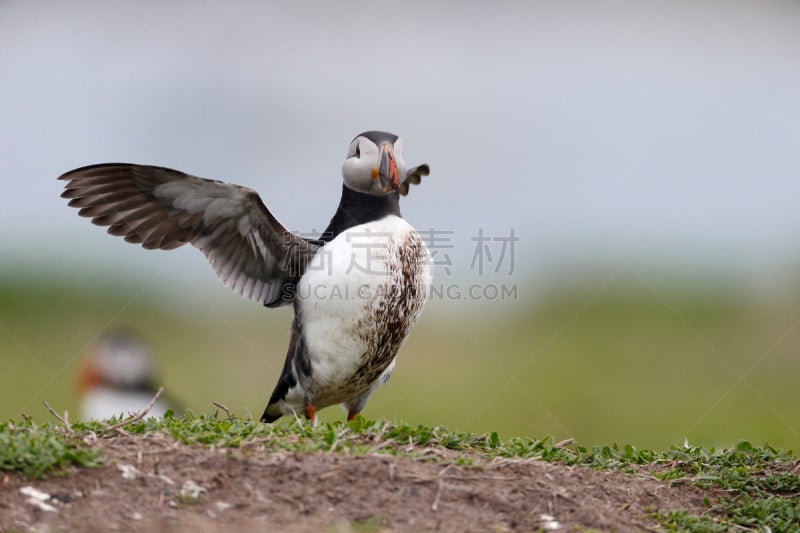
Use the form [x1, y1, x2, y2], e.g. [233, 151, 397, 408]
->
[59, 163, 319, 306]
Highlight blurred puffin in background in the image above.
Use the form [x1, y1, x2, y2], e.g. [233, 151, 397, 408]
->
[76, 328, 180, 420]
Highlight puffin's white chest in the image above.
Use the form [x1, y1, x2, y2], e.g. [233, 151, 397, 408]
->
[296, 215, 431, 404]
[81, 387, 169, 420]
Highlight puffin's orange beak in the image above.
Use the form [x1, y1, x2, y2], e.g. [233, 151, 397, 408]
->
[75, 354, 101, 395]
[377, 143, 399, 192]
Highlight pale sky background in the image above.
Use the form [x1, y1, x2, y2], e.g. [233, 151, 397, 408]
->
[2, 1, 800, 299]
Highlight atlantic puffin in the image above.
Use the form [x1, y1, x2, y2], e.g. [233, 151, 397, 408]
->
[59, 131, 432, 423]
[76, 329, 178, 420]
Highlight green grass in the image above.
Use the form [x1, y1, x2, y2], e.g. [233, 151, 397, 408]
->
[647, 440, 800, 531]
[3, 412, 798, 530]
[0, 419, 101, 478]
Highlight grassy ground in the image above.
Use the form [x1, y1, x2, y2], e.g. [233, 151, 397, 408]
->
[2, 413, 799, 531]
[2, 273, 799, 452]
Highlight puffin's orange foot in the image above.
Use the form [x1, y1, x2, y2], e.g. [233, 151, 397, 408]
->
[347, 411, 357, 422]
[303, 403, 316, 422]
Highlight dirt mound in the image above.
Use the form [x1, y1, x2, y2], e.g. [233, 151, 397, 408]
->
[0, 435, 709, 532]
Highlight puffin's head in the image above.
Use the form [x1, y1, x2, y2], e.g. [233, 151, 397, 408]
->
[341, 131, 430, 197]
[76, 329, 155, 395]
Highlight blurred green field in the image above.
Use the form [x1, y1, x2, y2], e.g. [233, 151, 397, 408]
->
[1, 272, 799, 452]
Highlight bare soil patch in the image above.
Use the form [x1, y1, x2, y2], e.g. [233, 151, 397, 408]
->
[1, 435, 712, 532]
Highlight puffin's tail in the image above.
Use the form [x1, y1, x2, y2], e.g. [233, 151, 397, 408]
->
[260, 318, 303, 424]
[260, 407, 281, 423]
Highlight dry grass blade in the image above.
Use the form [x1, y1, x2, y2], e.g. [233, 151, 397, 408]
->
[367, 439, 396, 455]
[431, 463, 454, 512]
[42, 401, 72, 434]
[99, 387, 164, 436]
[212, 401, 234, 423]
[555, 438, 575, 448]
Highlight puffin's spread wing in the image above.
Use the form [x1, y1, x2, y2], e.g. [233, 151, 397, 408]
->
[59, 163, 319, 306]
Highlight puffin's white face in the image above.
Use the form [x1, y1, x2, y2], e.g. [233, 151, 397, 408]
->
[77, 332, 155, 393]
[341, 131, 429, 197]
[94, 341, 153, 386]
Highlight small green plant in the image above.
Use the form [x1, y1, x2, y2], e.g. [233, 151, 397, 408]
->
[346, 515, 386, 532]
[645, 441, 800, 531]
[0, 419, 101, 478]
[651, 509, 728, 532]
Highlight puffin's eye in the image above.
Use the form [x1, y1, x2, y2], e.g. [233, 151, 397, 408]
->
[354, 144, 360, 158]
